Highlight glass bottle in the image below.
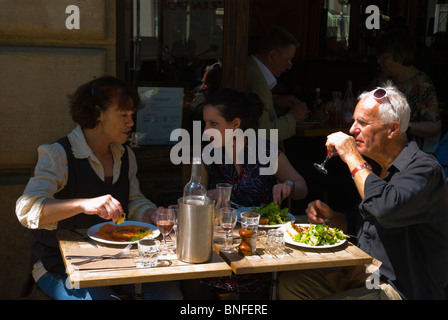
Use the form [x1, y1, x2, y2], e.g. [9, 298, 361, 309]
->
[313, 88, 326, 122]
[342, 80, 354, 125]
[183, 157, 207, 204]
[329, 91, 342, 126]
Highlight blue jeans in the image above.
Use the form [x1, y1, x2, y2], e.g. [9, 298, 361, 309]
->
[37, 272, 183, 300]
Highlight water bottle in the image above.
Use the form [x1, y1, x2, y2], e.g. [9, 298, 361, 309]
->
[183, 157, 207, 205]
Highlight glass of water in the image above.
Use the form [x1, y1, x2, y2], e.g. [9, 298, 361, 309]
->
[265, 229, 285, 255]
[138, 239, 160, 267]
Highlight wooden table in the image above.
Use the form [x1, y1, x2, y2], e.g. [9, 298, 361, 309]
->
[58, 221, 372, 299]
[218, 234, 372, 275]
[216, 218, 372, 299]
[58, 230, 232, 289]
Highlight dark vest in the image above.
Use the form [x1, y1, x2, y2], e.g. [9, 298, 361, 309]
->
[30, 137, 130, 276]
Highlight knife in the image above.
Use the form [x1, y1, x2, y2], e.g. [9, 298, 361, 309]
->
[70, 229, 98, 248]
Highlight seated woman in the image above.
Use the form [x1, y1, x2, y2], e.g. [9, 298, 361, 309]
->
[201, 88, 308, 207]
[186, 88, 308, 299]
[16, 76, 182, 300]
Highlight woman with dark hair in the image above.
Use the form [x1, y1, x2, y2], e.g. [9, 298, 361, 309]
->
[182, 88, 307, 299]
[16, 76, 182, 300]
[374, 30, 441, 152]
[201, 88, 308, 211]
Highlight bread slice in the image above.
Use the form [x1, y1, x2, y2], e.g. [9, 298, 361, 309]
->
[285, 221, 308, 239]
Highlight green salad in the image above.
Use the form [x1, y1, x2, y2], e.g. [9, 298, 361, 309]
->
[294, 224, 349, 246]
[252, 202, 291, 225]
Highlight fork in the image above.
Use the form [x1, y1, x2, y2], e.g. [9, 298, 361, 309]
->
[71, 244, 132, 266]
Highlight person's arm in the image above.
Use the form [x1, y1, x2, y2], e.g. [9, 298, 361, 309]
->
[16, 143, 68, 230]
[360, 157, 444, 228]
[273, 152, 308, 204]
[326, 132, 372, 199]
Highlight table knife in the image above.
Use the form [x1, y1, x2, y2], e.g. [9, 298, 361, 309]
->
[70, 229, 98, 248]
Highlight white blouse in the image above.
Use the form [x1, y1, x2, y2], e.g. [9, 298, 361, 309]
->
[16, 125, 156, 230]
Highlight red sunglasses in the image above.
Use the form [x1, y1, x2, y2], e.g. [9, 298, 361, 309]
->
[373, 88, 396, 112]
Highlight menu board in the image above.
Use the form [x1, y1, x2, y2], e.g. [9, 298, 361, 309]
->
[136, 86, 184, 145]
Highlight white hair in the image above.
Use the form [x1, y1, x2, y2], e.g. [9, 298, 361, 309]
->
[358, 81, 410, 132]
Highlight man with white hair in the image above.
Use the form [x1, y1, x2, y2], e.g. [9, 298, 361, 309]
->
[278, 83, 448, 300]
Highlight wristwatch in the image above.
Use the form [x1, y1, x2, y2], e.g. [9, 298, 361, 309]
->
[283, 180, 295, 193]
[351, 162, 372, 178]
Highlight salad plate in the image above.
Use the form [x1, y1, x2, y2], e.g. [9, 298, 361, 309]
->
[280, 223, 347, 249]
[236, 206, 295, 228]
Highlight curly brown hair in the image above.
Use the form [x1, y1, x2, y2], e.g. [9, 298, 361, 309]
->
[69, 76, 141, 129]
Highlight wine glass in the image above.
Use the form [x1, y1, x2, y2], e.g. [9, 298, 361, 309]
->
[155, 207, 175, 256]
[219, 207, 238, 253]
[314, 148, 337, 174]
[167, 204, 178, 250]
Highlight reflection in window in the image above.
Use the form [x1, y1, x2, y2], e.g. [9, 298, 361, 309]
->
[324, 0, 351, 52]
[434, 4, 447, 34]
[131, 0, 224, 90]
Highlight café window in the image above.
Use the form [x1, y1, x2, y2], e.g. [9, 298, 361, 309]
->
[126, 0, 224, 90]
[324, 0, 351, 53]
[434, 3, 447, 34]
[325, 0, 351, 49]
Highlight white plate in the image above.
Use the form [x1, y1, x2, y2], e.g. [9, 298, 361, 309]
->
[87, 221, 160, 245]
[280, 224, 346, 249]
[236, 206, 295, 228]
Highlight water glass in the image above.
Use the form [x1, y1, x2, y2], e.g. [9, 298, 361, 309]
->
[240, 211, 260, 254]
[138, 239, 160, 267]
[265, 229, 285, 255]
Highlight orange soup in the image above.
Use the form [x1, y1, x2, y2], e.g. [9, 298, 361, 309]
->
[96, 223, 153, 242]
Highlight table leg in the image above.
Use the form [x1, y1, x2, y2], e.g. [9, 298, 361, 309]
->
[135, 283, 143, 300]
[270, 272, 278, 300]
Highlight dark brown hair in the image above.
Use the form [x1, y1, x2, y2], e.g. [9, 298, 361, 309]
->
[375, 31, 415, 66]
[204, 88, 263, 131]
[69, 76, 141, 129]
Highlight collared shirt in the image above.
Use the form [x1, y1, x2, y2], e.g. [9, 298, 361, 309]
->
[251, 55, 277, 90]
[16, 125, 156, 230]
[352, 140, 448, 299]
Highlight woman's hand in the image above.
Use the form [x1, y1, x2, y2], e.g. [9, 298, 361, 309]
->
[82, 194, 124, 224]
[272, 183, 293, 205]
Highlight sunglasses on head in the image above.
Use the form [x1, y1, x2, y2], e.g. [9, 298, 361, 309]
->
[373, 88, 396, 112]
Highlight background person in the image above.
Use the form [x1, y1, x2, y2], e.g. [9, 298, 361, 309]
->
[373, 30, 441, 152]
[201, 88, 308, 207]
[246, 26, 308, 145]
[278, 83, 448, 300]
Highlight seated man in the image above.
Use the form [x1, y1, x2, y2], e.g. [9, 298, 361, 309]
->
[278, 83, 448, 300]
[246, 26, 308, 145]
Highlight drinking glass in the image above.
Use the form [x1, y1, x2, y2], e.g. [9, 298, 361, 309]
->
[314, 148, 337, 174]
[219, 207, 238, 253]
[138, 239, 160, 267]
[155, 207, 175, 256]
[265, 229, 285, 255]
[168, 204, 178, 250]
